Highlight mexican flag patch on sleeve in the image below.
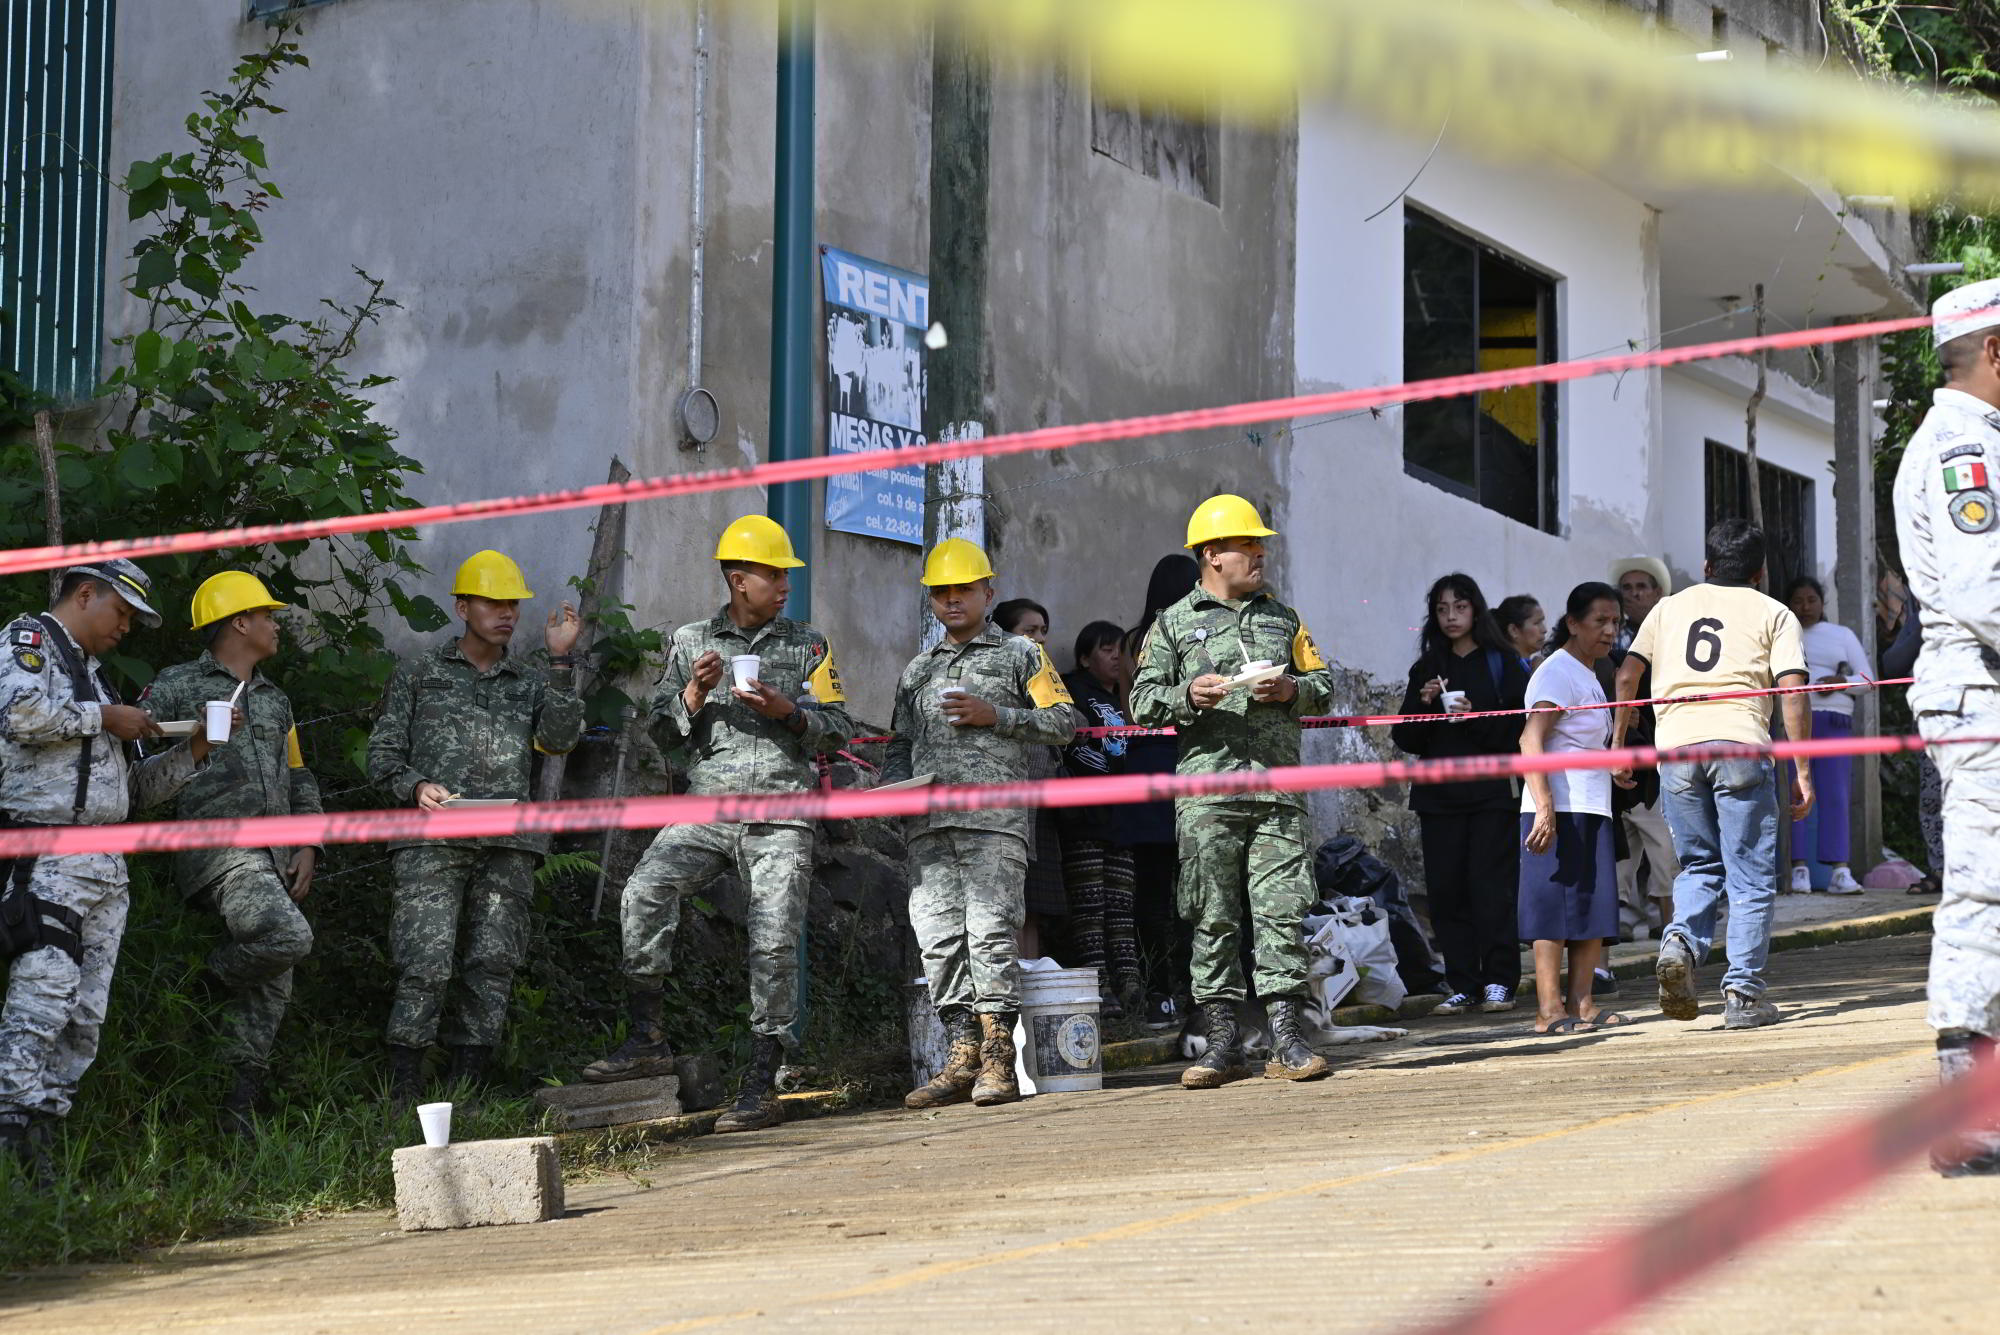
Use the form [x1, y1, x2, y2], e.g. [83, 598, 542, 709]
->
[1943, 460, 1989, 492]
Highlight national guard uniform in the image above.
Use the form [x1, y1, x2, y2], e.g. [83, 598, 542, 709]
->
[594, 515, 853, 1133]
[0, 561, 202, 1175]
[145, 645, 322, 1081]
[1130, 496, 1335, 1088]
[885, 539, 1077, 1109]
[365, 555, 582, 1079]
[1893, 279, 2000, 1173]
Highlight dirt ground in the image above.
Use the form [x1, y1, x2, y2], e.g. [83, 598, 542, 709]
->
[4, 931, 1994, 1334]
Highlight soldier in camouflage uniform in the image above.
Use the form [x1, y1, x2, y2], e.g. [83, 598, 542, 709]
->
[583, 516, 853, 1136]
[1129, 496, 1335, 1089]
[884, 540, 1077, 1110]
[143, 571, 323, 1134]
[366, 550, 582, 1102]
[0, 561, 211, 1184]
[1893, 279, 2000, 1176]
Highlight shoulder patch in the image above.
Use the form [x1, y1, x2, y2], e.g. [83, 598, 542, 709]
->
[1943, 460, 1990, 493]
[11, 627, 40, 648]
[1950, 490, 1996, 535]
[1026, 645, 1074, 708]
[13, 648, 43, 673]
[807, 642, 846, 703]
[1941, 441, 1986, 463]
[1291, 620, 1327, 672]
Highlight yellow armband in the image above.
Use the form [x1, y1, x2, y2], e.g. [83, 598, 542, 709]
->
[1292, 622, 1327, 672]
[1026, 646, 1073, 708]
[285, 727, 305, 769]
[808, 643, 847, 703]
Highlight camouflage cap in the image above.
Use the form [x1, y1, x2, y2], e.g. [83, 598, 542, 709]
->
[65, 558, 162, 629]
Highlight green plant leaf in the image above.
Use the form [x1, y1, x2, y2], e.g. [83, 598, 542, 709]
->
[181, 255, 221, 299]
[134, 247, 176, 294]
[132, 329, 165, 377]
[125, 158, 163, 191]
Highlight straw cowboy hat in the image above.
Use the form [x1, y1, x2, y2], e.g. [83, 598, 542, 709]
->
[1608, 555, 1673, 597]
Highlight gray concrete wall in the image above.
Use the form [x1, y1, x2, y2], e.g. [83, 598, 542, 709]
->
[980, 55, 1297, 668]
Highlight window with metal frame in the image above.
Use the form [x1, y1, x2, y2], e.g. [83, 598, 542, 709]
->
[3, 0, 115, 405]
[1703, 438, 1816, 595]
[1401, 205, 1561, 532]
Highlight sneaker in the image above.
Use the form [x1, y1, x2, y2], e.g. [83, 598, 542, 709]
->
[1786, 865, 1812, 894]
[1722, 989, 1781, 1030]
[1478, 984, 1517, 1013]
[1656, 935, 1699, 1021]
[1827, 867, 1864, 896]
[1591, 968, 1621, 998]
[1432, 992, 1475, 1016]
[1143, 994, 1178, 1031]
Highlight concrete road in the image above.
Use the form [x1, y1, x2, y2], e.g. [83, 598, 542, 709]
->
[6, 932, 1994, 1334]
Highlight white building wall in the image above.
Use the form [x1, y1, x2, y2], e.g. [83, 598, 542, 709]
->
[1289, 117, 1661, 684]
[1660, 364, 1841, 604]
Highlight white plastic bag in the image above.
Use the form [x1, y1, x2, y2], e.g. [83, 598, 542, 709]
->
[1312, 896, 1406, 1010]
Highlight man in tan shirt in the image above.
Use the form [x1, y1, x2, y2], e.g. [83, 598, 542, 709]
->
[1613, 519, 1813, 1030]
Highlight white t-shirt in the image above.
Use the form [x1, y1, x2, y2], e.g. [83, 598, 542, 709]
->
[1520, 648, 1613, 818]
[1799, 620, 1870, 718]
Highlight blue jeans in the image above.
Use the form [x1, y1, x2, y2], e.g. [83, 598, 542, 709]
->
[1659, 756, 1780, 999]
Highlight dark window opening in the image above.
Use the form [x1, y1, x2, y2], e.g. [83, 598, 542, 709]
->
[1090, 92, 1218, 206]
[1703, 439, 1816, 594]
[1401, 207, 1561, 532]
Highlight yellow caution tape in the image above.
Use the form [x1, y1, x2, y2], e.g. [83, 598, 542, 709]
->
[607, 0, 2000, 202]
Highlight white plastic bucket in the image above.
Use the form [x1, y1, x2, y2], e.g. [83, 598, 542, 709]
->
[1014, 967, 1103, 1095]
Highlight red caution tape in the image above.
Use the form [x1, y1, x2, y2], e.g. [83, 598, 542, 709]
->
[846, 677, 1913, 745]
[0, 315, 1931, 578]
[0, 728, 1974, 861]
[1406, 1054, 2000, 1335]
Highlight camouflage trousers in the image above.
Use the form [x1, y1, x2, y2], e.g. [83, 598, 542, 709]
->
[623, 821, 813, 1045]
[1175, 800, 1313, 1004]
[387, 845, 538, 1049]
[1919, 687, 2000, 1036]
[908, 828, 1027, 1014]
[193, 852, 312, 1069]
[0, 857, 126, 1121]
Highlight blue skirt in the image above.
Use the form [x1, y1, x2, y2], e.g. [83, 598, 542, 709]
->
[1517, 812, 1617, 943]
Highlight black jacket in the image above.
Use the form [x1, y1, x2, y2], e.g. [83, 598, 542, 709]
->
[1390, 647, 1530, 815]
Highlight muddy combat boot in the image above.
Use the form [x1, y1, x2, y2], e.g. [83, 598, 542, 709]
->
[1932, 1030, 2000, 1177]
[1181, 1001, 1252, 1090]
[219, 1065, 265, 1138]
[714, 1035, 786, 1134]
[581, 985, 676, 1084]
[970, 1013, 1022, 1107]
[906, 1007, 981, 1110]
[1263, 998, 1330, 1081]
[448, 1045, 493, 1089]
[0, 1114, 54, 1192]
[388, 1044, 426, 1109]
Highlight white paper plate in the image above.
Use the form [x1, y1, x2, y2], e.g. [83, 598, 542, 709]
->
[440, 798, 519, 809]
[1225, 665, 1285, 691]
[155, 720, 199, 737]
[873, 774, 934, 793]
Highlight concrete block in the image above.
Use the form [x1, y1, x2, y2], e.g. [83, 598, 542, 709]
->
[674, 1055, 723, 1112]
[392, 1136, 563, 1231]
[532, 1075, 680, 1129]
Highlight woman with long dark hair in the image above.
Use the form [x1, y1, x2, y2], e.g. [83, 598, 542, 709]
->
[1060, 619, 1142, 1016]
[1118, 554, 1200, 1030]
[1519, 581, 1635, 1032]
[1390, 573, 1530, 1016]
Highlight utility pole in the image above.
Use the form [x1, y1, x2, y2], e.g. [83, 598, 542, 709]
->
[768, 0, 816, 619]
[1744, 282, 1767, 531]
[919, 20, 991, 649]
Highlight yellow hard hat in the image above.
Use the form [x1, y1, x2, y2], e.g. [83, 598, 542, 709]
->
[919, 537, 997, 587]
[452, 550, 535, 601]
[1185, 494, 1278, 549]
[714, 515, 805, 569]
[190, 570, 287, 630]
